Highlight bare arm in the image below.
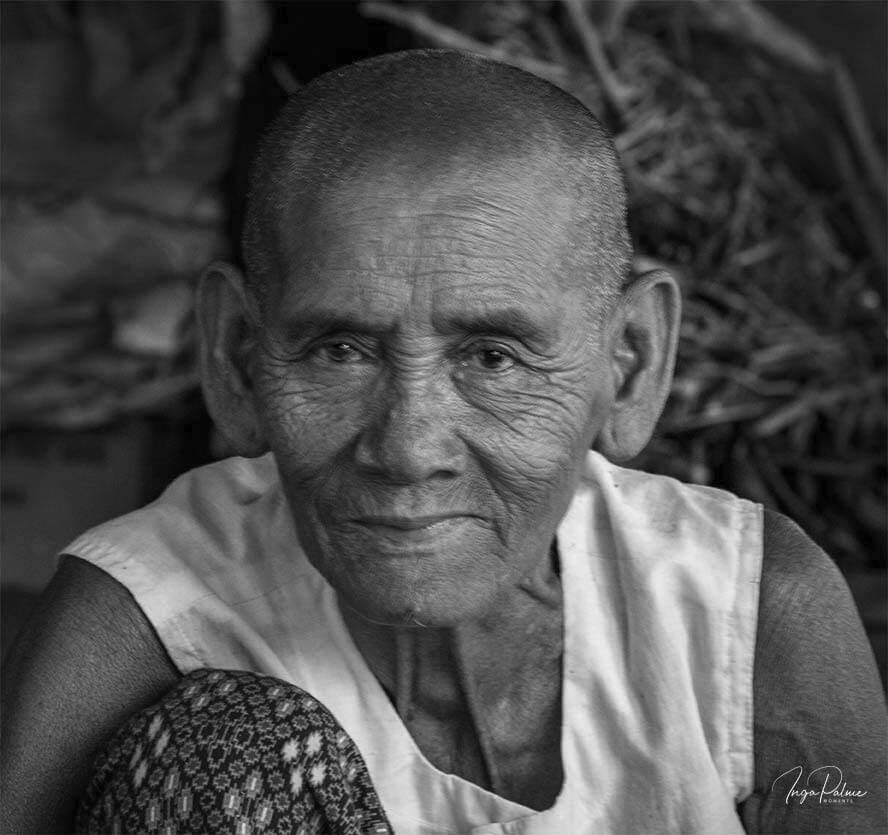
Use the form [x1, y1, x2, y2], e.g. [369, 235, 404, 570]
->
[740, 510, 887, 833]
[1, 555, 180, 834]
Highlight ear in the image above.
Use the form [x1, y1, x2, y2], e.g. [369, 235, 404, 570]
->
[196, 261, 269, 458]
[595, 269, 681, 461]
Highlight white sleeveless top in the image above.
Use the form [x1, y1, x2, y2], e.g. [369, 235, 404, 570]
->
[64, 451, 762, 834]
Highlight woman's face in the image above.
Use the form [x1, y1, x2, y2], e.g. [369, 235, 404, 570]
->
[250, 165, 617, 627]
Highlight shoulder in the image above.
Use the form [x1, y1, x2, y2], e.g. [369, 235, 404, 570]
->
[738, 509, 887, 833]
[757, 509, 882, 683]
[61, 452, 297, 612]
[1, 555, 179, 833]
[757, 510, 866, 651]
[6, 553, 179, 671]
[583, 451, 762, 531]
[69, 453, 291, 573]
[761, 509, 845, 589]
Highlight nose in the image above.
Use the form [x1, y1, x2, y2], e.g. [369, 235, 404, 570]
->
[354, 376, 465, 483]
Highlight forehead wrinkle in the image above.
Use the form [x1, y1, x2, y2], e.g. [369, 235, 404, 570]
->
[284, 211, 561, 290]
[276, 262, 406, 318]
[302, 150, 574, 238]
[430, 276, 564, 323]
[265, 162, 611, 326]
[411, 211, 569, 285]
[243, 51, 632, 316]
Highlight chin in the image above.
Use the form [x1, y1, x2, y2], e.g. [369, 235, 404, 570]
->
[337, 572, 498, 629]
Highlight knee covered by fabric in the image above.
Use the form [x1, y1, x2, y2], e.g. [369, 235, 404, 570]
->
[75, 668, 393, 835]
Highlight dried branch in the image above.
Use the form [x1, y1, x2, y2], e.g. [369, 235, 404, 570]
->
[562, 0, 633, 117]
[832, 57, 888, 202]
[691, 0, 828, 75]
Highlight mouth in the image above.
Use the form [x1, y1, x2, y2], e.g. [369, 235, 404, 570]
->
[347, 513, 481, 546]
[353, 513, 473, 531]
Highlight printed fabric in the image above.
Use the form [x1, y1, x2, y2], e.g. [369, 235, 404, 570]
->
[75, 669, 392, 835]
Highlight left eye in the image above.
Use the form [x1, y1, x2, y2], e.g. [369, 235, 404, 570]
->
[317, 342, 365, 363]
[461, 345, 516, 372]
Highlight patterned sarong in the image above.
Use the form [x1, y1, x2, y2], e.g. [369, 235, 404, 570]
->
[75, 669, 393, 834]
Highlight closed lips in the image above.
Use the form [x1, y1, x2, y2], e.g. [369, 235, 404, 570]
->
[353, 514, 474, 530]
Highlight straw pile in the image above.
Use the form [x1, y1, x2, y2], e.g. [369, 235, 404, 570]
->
[362, 0, 886, 570]
[1, 1, 268, 429]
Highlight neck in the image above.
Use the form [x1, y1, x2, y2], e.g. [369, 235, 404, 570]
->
[340, 542, 562, 712]
[339, 544, 564, 803]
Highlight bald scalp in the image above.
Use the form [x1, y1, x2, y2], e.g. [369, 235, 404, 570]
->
[243, 49, 631, 314]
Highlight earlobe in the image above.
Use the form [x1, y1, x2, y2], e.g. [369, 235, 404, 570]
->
[196, 262, 269, 458]
[595, 269, 681, 462]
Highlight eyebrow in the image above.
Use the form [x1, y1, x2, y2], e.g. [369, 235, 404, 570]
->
[278, 313, 395, 340]
[433, 307, 552, 343]
[277, 306, 553, 344]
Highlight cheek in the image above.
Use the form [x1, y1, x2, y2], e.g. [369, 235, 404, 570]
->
[466, 367, 607, 493]
[251, 358, 368, 478]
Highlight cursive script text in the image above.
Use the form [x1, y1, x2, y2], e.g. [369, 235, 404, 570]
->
[773, 765, 868, 806]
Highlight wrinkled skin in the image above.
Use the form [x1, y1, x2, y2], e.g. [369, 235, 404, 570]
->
[249, 165, 618, 629]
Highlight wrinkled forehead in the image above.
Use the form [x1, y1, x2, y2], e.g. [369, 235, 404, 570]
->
[280, 150, 578, 263]
[260, 158, 602, 331]
[248, 111, 630, 327]
[266, 162, 598, 342]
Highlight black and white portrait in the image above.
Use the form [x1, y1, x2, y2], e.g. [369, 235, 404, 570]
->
[2, 2, 885, 833]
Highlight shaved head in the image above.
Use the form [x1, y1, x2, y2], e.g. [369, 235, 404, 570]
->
[243, 49, 631, 315]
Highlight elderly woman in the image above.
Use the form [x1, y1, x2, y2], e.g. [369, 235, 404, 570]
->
[2, 50, 885, 834]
